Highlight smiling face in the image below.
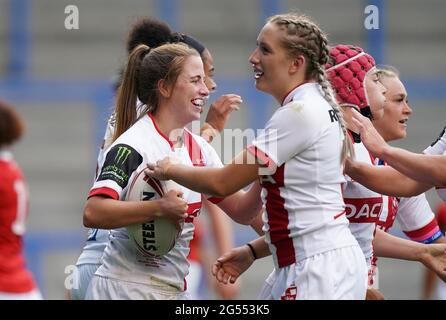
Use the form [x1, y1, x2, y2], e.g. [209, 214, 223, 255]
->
[248, 22, 296, 103]
[165, 55, 210, 125]
[365, 69, 387, 120]
[372, 75, 412, 142]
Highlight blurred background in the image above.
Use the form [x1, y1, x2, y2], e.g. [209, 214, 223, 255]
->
[0, 0, 445, 299]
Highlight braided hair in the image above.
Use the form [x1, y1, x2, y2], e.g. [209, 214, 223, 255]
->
[268, 13, 354, 162]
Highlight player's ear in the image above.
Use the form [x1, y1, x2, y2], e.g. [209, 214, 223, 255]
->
[158, 79, 172, 98]
[289, 55, 305, 75]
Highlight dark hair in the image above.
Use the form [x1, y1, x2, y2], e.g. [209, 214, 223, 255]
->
[114, 17, 207, 92]
[0, 100, 26, 147]
[113, 43, 199, 141]
[126, 17, 172, 54]
[171, 33, 205, 55]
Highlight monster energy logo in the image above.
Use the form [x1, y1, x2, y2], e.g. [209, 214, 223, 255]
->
[115, 146, 131, 165]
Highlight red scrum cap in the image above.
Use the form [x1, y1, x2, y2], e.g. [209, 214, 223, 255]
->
[326, 44, 376, 119]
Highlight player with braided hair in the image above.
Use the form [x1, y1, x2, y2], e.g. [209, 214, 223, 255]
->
[146, 13, 367, 300]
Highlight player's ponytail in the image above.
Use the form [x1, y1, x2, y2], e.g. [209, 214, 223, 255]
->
[113, 44, 150, 142]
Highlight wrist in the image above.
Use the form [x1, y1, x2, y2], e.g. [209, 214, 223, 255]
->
[417, 245, 430, 265]
[379, 144, 393, 160]
[246, 243, 257, 261]
[153, 199, 164, 219]
[200, 122, 219, 143]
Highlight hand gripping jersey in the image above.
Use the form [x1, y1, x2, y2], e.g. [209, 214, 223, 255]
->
[88, 113, 222, 291]
[0, 151, 38, 294]
[247, 83, 358, 269]
[343, 140, 382, 263]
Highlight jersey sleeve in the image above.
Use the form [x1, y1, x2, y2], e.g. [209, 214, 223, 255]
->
[88, 143, 143, 200]
[423, 125, 446, 155]
[247, 101, 320, 168]
[396, 194, 442, 243]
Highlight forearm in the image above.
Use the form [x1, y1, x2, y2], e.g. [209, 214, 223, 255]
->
[167, 151, 259, 198]
[347, 161, 431, 197]
[247, 236, 271, 260]
[167, 165, 230, 197]
[83, 196, 161, 229]
[217, 181, 263, 226]
[234, 182, 263, 223]
[381, 146, 446, 186]
[373, 228, 426, 261]
[250, 213, 264, 236]
[205, 200, 235, 254]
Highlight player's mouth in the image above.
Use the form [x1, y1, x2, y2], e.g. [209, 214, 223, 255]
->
[191, 98, 205, 112]
[252, 65, 264, 79]
[399, 118, 408, 126]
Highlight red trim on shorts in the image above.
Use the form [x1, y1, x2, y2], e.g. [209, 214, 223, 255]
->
[88, 187, 119, 200]
[262, 164, 295, 268]
[148, 113, 174, 150]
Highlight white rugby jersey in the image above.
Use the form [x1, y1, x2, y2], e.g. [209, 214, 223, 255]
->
[247, 83, 358, 268]
[344, 140, 382, 261]
[76, 102, 146, 266]
[88, 113, 222, 291]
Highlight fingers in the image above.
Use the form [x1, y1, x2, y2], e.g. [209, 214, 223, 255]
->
[144, 164, 155, 177]
[213, 94, 243, 112]
[212, 261, 220, 277]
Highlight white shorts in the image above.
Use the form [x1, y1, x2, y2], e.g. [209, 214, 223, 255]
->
[0, 288, 42, 300]
[85, 275, 191, 300]
[258, 245, 367, 300]
[70, 264, 100, 300]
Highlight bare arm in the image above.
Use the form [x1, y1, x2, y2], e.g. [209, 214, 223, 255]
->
[249, 211, 265, 236]
[352, 110, 446, 186]
[380, 148, 446, 186]
[215, 180, 263, 225]
[373, 229, 446, 282]
[345, 158, 432, 197]
[421, 236, 445, 299]
[83, 190, 188, 229]
[147, 149, 260, 198]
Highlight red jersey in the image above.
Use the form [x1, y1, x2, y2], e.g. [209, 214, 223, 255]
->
[0, 151, 36, 293]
